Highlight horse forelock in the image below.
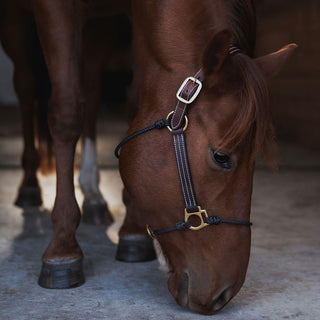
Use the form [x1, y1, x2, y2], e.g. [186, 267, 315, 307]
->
[214, 1, 275, 164]
[218, 53, 275, 165]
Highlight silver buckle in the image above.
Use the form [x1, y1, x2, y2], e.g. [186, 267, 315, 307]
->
[176, 77, 202, 104]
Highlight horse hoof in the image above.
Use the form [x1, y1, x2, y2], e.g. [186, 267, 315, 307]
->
[82, 202, 113, 226]
[116, 235, 156, 262]
[38, 258, 85, 289]
[14, 187, 42, 208]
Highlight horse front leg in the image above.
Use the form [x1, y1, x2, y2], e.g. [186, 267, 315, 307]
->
[34, 0, 85, 288]
[116, 188, 156, 262]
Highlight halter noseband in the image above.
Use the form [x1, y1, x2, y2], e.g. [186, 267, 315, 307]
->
[115, 46, 252, 238]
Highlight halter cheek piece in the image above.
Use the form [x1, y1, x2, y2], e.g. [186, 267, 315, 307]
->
[115, 46, 252, 238]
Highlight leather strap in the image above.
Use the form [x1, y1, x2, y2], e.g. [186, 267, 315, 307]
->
[171, 70, 204, 130]
[172, 130, 198, 213]
[170, 70, 204, 213]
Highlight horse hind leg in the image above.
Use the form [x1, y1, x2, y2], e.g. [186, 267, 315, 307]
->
[79, 137, 113, 225]
[79, 45, 113, 226]
[14, 65, 42, 208]
[0, 11, 42, 207]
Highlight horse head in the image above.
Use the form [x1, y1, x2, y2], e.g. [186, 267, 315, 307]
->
[119, 27, 296, 314]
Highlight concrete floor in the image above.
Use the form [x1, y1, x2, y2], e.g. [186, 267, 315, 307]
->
[0, 107, 320, 319]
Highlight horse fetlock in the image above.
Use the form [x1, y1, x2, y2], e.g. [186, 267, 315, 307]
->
[82, 190, 105, 206]
[79, 137, 101, 196]
[79, 161, 112, 225]
[22, 148, 40, 171]
[43, 232, 83, 260]
[79, 168, 100, 197]
[82, 201, 113, 226]
[15, 186, 42, 208]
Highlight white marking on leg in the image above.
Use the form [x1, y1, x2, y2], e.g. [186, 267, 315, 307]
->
[79, 138, 105, 205]
[106, 213, 125, 244]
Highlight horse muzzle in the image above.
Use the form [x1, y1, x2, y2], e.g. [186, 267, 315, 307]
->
[168, 270, 236, 315]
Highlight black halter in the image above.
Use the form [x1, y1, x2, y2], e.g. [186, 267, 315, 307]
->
[115, 48, 252, 237]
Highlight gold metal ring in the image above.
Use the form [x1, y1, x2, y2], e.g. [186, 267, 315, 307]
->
[146, 225, 155, 238]
[166, 111, 189, 132]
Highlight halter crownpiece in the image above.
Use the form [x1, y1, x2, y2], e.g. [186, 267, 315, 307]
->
[115, 46, 252, 237]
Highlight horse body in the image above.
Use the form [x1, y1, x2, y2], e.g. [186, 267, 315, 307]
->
[1, 0, 296, 314]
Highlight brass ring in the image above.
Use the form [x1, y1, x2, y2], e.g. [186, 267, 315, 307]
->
[166, 111, 189, 132]
[146, 225, 155, 238]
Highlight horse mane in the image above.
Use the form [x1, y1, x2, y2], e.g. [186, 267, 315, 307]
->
[218, 0, 276, 165]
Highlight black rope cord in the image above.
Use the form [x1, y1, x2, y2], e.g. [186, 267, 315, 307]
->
[149, 216, 252, 237]
[114, 118, 170, 158]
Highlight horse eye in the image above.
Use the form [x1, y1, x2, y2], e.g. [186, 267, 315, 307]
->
[210, 148, 233, 169]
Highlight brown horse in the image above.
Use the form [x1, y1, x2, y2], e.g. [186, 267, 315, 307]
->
[1, 0, 296, 315]
[117, 0, 296, 315]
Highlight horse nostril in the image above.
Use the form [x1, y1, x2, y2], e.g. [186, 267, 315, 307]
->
[213, 287, 232, 311]
[177, 272, 189, 307]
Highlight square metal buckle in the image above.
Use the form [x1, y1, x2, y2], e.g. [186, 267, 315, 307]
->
[176, 76, 202, 104]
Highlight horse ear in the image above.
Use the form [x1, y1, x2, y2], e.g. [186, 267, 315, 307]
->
[254, 43, 298, 80]
[201, 29, 232, 76]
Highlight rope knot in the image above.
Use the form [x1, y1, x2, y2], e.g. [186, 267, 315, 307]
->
[206, 216, 221, 225]
[176, 221, 191, 231]
[154, 119, 169, 129]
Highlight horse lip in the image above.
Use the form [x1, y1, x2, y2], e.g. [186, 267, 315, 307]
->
[188, 286, 234, 315]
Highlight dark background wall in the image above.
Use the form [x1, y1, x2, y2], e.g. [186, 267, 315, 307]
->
[256, 0, 320, 151]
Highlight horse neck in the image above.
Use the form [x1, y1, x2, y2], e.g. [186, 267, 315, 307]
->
[131, 0, 229, 110]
